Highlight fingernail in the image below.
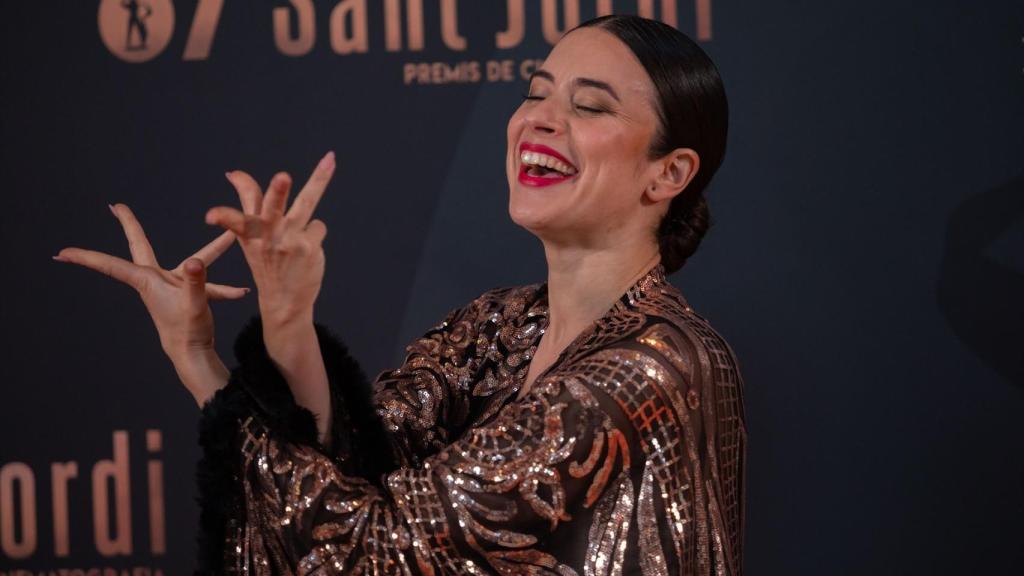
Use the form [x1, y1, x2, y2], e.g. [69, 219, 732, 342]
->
[224, 171, 234, 180]
[108, 203, 116, 216]
[52, 254, 66, 262]
[242, 287, 251, 294]
[320, 151, 335, 168]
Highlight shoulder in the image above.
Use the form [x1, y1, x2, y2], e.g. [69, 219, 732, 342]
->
[631, 281, 744, 389]
[473, 282, 544, 314]
[562, 281, 745, 429]
[437, 282, 546, 330]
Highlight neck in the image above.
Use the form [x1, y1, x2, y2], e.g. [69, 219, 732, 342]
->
[541, 242, 662, 346]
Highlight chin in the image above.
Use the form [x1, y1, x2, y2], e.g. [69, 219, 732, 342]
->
[507, 200, 546, 233]
[509, 184, 559, 230]
[508, 171, 592, 242]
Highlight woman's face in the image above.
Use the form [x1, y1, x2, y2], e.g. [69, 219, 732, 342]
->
[506, 27, 664, 246]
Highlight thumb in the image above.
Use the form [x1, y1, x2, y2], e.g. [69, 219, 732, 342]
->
[182, 257, 208, 311]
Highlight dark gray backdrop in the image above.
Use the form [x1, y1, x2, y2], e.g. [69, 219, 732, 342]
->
[2, 0, 1022, 573]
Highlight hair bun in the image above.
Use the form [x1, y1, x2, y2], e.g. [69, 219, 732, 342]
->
[659, 193, 711, 274]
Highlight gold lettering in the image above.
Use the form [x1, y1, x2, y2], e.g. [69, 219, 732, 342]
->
[0, 463, 36, 559]
[542, 0, 580, 45]
[486, 59, 515, 81]
[638, 0, 654, 18]
[696, 0, 712, 40]
[403, 61, 480, 84]
[273, 0, 316, 57]
[385, 0, 424, 52]
[183, 0, 224, 60]
[330, 0, 368, 54]
[51, 462, 78, 557]
[496, 0, 524, 49]
[441, 0, 466, 51]
[93, 431, 132, 556]
[407, 0, 424, 50]
[146, 430, 165, 555]
[385, 0, 401, 51]
[661, 0, 678, 28]
[519, 58, 543, 80]
[638, 0, 678, 28]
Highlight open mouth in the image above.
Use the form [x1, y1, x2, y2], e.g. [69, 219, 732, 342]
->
[521, 151, 577, 178]
[518, 143, 577, 186]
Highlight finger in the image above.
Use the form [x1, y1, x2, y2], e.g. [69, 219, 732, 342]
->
[178, 230, 236, 272]
[286, 151, 336, 228]
[260, 172, 292, 221]
[305, 218, 327, 245]
[225, 170, 263, 215]
[109, 203, 159, 267]
[181, 257, 209, 313]
[53, 247, 145, 291]
[205, 282, 250, 300]
[205, 206, 262, 238]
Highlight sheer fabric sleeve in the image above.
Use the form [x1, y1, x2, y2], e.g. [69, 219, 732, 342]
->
[196, 318, 744, 574]
[372, 284, 546, 467]
[203, 348, 643, 574]
[371, 294, 486, 466]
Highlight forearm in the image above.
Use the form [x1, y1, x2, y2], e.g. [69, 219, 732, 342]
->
[168, 347, 230, 408]
[262, 316, 332, 446]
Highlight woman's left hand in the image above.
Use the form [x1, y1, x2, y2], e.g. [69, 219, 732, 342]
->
[205, 152, 335, 330]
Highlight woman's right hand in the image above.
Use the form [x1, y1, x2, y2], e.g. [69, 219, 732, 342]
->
[54, 203, 248, 404]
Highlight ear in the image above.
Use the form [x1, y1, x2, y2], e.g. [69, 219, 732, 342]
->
[644, 148, 699, 203]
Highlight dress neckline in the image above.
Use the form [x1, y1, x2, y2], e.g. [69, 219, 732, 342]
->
[514, 262, 670, 401]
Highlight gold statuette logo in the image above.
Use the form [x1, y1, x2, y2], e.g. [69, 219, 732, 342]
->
[97, 0, 176, 63]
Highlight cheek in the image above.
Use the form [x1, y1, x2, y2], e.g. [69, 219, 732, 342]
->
[506, 106, 527, 142]
[506, 109, 526, 167]
[580, 130, 643, 183]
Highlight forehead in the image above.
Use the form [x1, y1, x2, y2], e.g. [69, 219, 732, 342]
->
[538, 27, 655, 100]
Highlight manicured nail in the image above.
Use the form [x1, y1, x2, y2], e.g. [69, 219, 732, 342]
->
[320, 151, 335, 168]
[108, 203, 116, 216]
[52, 254, 66, 262]
[224, 171, 234, 180]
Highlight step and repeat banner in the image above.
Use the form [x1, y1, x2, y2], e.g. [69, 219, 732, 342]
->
[2, 1, 1022, 574]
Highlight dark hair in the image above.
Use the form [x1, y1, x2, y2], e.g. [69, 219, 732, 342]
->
[576, 15, 729, 274]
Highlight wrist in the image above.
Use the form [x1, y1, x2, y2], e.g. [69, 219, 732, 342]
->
[168, 346, 229, 407]
[165, 339, 217, 364]
[257, 298, 314, 331]
[261, 316, 318, 364]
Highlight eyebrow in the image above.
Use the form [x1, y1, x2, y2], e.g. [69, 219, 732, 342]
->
[529, 69, 621, 102]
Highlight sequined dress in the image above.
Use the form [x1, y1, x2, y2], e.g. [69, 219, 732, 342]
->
[195, 264, 746, 575]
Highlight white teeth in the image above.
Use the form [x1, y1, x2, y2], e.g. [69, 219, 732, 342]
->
[520, 151, 577, 176]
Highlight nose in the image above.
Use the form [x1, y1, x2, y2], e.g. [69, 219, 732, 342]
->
[522, 96, 565, 136]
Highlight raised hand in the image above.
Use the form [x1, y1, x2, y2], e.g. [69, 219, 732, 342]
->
[205, 152, 335, 442]
[205, 151, 334, 329]
[54, 203, 247, 405]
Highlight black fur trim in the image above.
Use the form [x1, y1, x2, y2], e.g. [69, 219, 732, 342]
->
[194, 316, 398, 572]
[229, 315, 397, 479]
[194, 379, 249, 574]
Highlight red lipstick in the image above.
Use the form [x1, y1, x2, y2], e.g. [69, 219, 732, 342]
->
[517, 142, 577, 188]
